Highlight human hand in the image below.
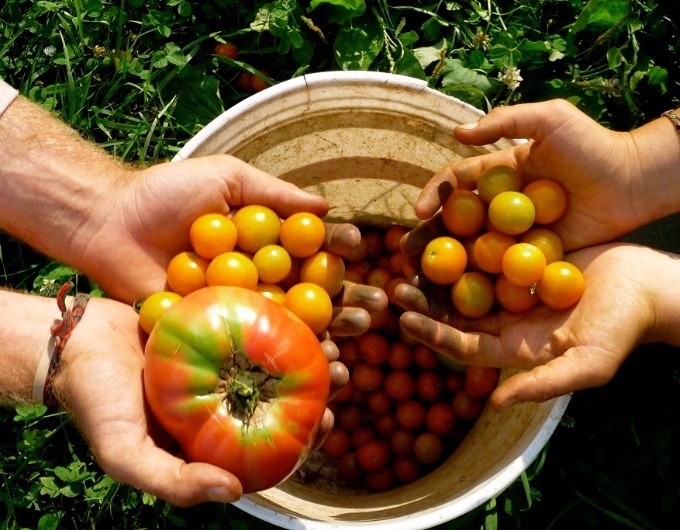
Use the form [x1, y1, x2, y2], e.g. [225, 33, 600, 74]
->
[394, 243, 680, 411]
[75, 153, 387, 334]
[410, 99, 676, 254]
[55, 296, 355, 506]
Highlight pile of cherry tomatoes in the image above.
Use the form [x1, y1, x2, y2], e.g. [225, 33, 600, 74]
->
[138, 205, 341, 336]
[423, 165, 585, 316]
[307, 223, 499, 493]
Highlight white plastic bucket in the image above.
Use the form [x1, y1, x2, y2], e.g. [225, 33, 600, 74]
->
[174, 71, 570, 530]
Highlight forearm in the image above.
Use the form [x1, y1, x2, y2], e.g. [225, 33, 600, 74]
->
[628, 110, 680, 224]
[0, 93, 129, 266]
[0, 289, 59, 405]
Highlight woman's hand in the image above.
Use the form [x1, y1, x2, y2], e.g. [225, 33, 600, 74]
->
[394, 243, 680, 411]
[409, 99, 680, 255]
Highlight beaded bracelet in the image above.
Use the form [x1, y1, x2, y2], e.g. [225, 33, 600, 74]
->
[661, 109, 680, 131]
[35, 281, 91, 407]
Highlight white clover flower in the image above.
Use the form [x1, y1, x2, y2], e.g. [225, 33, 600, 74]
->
[44, 46, 56, 57]
[472, 29, 490, 51]
[498, 67, 523, 91]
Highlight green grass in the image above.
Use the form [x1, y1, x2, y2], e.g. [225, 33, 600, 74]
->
[1, 1, 679, 529]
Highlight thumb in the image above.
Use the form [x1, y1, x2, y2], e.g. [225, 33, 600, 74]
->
[489, 349, 613, 412]
[453, 99, 584, 147]
[106, 443, 243, 507]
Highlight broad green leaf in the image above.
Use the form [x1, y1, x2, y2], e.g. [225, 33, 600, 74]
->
[572, 0, 628, 33]
[333, 14, 382, 70]
[412, 39, 447, 69]
[37, 514, 60, 530]
[488, 44, 522, 69]
[440, 58, 501, 108]
[394, 48, 427, 80]
[167, 70, 224, 130]
[310, 0, 366, 25]
[647, 66, 668, 91]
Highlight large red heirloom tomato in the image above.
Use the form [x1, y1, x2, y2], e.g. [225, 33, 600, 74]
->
[143, 286, 331, 493]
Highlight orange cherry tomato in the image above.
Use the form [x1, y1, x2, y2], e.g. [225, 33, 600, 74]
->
[519, 227, 564, 264]
[253, 244, 292, 284]
[284, 282, 333, 334]
[451, 271, 496, 318]
[300, 250, 346, 298]
[138, 291, 182, 335]
[255, 282, 286, 304]
[495, 274, 539, 313]
[487, 191, 536, 235]
[166, 251, 210, 296]
[501, 243, 547, 287]
[420, 236, 467, 285]
[232, 205, 281, 254]
[473, 230, 516, 274]
[476, 164, 523, 203]
[536, 261, 585, 310]
[522, 179, 568, 224]
[205, 251, 259, 290]
[189, 213, 238, 260]
[441, 189, 486, 238]
[279, 212, 326, 258]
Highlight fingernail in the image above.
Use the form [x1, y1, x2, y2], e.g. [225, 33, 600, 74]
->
[457, 122, 479, 130]
[497, 399, 517, 413]
[207, 486, 238, 503]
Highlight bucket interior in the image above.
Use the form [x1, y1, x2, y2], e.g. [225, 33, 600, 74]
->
[175, 71, 570, 529]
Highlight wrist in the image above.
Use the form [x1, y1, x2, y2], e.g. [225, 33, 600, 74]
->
[0, 290, 62, 404]
[628, 113, 680, 225]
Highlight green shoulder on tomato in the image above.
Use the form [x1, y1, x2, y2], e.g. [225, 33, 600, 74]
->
[143, 285, 330, 493]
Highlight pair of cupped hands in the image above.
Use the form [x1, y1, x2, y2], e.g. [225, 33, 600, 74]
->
[57, 99, 677, 507]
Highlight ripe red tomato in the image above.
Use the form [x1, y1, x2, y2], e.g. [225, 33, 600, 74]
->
[250, 69, 272, 92]
[337, 452, 363, 484]
[465, 366, 500, 398]
[351, 362, 383, 393]
[425, 402, 456, 435]
[416, 371, 444, 402]
[336, 404, 363, 432]
[356, 440, 390, 471]
[143, 286, 330, 493]
[322, 428, 351, 458]
[364, 466, 395, 492]
[393, 456, 421, 483]
[389, 428, 416, 457]
[358, 332, 390, 365]
[395, 400, 426, 430]
[367, 390, 393, 415]
[413, 432, 444, 465]
[215, 42, 239, 60]
[350, 427, 375, 449]
[452, 388, 483, 420]
[383, 370, 415, 401]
